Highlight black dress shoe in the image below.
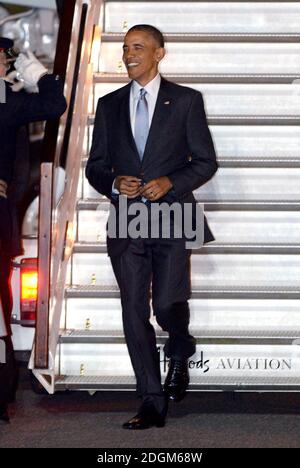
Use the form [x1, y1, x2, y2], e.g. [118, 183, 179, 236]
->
[0, 406, 10, 424]
[123, 403, 166, 430]
[164, 359, 189, 402]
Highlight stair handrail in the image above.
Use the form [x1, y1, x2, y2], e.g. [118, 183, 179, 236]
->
[32, 0, 102, 375]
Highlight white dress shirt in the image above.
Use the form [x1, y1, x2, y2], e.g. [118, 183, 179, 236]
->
[112, 73, 161, 194]
[130, 73, 161, 136]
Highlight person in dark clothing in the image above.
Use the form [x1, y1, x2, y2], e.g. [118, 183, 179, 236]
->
[0, 37, 67, 422]
[86, 25, 217, 429]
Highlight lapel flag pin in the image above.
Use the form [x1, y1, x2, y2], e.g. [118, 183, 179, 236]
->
[164, 101, 170, 105]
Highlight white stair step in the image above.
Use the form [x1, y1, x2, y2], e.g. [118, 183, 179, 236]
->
[94, 73, 300, 84]
[80, 168, 300, 202]
[102, 32, 300, 43]
[93, 83, 300, 117]
[80, 156, 300, 171]
[88, 114, 300, 127]
[65, 297, 300, 338]
[218, 159, 300, 168]
[65, 284, 300, 300]
[55, 374, 136, 391]
[54, 374, 300, 392]
[197, 168, 300, 202]
[104, 2, 300, 34]
[59, 326, 300, 342]
[98, 42, 300, 75]
[77, 199, 300, 212]
[70, 252, 300, 291]
[77, 209, 300, 245]
[57, 342, 300, 385]
[73, 242, 300, 255]
[81, 156, 300, 169]
[85, 124, 300, 160]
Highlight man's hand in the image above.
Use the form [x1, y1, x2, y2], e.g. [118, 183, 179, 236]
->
[139, 176, 173, 201]
[115, 176, 142, 199]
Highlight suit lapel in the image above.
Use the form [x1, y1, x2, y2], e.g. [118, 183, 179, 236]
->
[118, 82, 141, 166]
[141, 78, 172, 168]
[117, 77, 173, 168]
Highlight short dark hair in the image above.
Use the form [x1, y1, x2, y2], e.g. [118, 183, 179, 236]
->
[126, 24, 165, 48]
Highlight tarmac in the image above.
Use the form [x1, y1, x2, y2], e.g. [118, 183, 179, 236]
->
[1, 363, 300, 448]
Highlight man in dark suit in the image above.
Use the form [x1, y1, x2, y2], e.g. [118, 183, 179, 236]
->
[0, 37, 67, 422]
[86, 24, 217, 429]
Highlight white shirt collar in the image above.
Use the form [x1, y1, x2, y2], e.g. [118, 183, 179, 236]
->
[131, 73, 161, 99]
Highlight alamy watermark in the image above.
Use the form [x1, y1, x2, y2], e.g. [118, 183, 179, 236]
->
[105, 195, 204, 249]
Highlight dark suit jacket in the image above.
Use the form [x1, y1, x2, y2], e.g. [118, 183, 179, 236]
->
[86, 76, 218, 257]
[0, 74, 66, 184]
[0, 74, 67, 255]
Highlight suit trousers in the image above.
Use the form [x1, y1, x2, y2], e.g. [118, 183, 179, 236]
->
[110, 237, 196, 415]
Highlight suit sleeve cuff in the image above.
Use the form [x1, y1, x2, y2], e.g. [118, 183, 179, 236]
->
[111, 178, 120, 195]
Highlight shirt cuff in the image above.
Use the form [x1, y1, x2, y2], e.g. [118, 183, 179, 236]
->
[111, 178, 120, 195]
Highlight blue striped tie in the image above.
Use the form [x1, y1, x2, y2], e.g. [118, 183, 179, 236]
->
[134, 88, 149, 161]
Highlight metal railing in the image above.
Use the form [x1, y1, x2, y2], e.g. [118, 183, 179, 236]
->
[31, 0, 102, 388]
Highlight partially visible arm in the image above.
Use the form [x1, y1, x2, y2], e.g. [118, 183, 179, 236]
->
[167, 91, 218, 197]
[85, 98, 115, 199]
[15, 74, 67, 126]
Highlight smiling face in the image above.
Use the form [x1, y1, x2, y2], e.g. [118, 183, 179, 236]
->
[122, 30, 165, 86]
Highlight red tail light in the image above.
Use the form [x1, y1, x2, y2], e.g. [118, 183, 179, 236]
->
[20, 258, 38, 325]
